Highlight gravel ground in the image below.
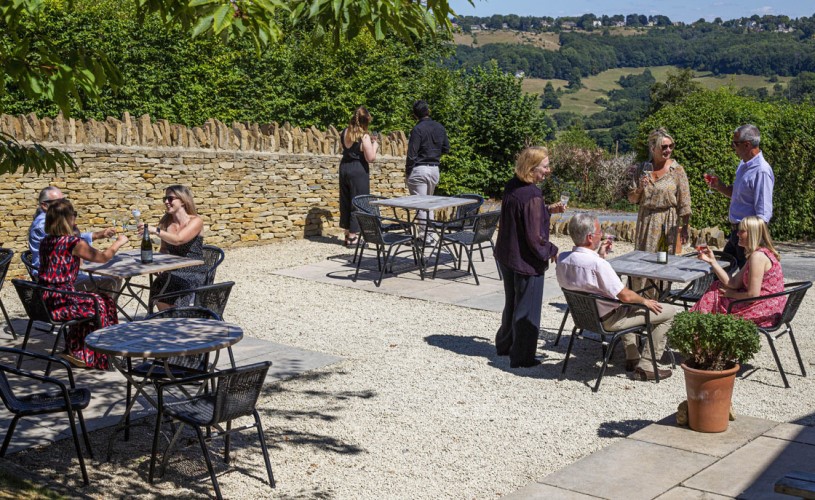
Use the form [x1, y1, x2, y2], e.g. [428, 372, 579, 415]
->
[2, 235, 815, 499]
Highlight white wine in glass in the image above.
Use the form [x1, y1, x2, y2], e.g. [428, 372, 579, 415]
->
[109, 212, 121, 240]
[560, 192, 570, 208]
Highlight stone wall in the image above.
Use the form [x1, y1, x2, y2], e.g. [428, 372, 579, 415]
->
[0, 113, 409, 278]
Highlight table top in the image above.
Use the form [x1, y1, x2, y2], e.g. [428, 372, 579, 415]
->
[607, 250, 723, 283]
[81, 249, 205, 279]
[370, 195, 479, 211]
[86, 317, 243, 358]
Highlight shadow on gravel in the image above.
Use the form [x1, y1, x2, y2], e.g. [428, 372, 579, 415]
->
[597, 419, 654, 438]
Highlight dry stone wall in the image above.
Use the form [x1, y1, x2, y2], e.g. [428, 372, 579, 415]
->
[0, 113, 409, 278]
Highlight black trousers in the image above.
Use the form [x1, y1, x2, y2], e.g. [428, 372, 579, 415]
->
[495, 261, 544, 366]
[723, 229, 747, 269]
[339, 161, 370, 233]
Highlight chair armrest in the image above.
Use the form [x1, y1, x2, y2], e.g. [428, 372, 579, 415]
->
[0, 349, 76, 389]
[724, 283, 802, 313]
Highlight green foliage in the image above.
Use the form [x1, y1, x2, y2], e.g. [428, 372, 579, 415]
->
[540, 81, 561, 109]
[642, 88, 815, 239]
[0, 132, 76, 174]
[649, 68, 703, 113]
[667, 311, 760, 371]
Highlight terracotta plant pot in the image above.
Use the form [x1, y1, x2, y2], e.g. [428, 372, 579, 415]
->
[681, 362, 740, 433]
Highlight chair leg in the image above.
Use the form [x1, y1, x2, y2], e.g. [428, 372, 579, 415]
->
[593, 334, 624, 392]
[352, 236, 363, 264]
[77, 410, 94, 459]
[376, 247, 396, 287]
[559, 328, 579, 379]
[224, 420, 232, 464]
[464, 246, 479, 285]
[253, 410, 276, 487]
[66, 409, 89, 485]
[645, 330, 661, 383]
[125, 358, 133, 441]
[554, 307, 570, 346]
[149, 410, 163, 483]
[763, 331, 790, 388]
[16, 321, 36, 369]
[0, 299, 16, 339]
[352, 245, 366, 282]
[45, 323, 70, 377]
[195, 426, 223, 500]
[0, 415, 21, 457]
[786, 326, 807, 377]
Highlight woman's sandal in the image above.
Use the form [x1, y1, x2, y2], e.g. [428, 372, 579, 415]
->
[345, 235, 360, 248]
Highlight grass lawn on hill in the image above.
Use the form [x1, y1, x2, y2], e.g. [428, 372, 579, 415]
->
[453, 30, 560, 50]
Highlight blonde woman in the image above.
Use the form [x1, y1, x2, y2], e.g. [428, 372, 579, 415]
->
[338, 106, 378, 247]
[139, 185, 207, 310]
[691, 216, 785, 327]
[494, 146, 564, 368]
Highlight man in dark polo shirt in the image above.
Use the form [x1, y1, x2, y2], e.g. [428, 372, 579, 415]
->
[406, 99, 450, 242]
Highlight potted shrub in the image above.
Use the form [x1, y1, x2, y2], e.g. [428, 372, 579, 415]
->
[667, 311, 761, 433]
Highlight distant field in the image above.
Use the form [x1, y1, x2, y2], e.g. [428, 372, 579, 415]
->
[453, 30, 560, 51]
[524, 66, 794, 116]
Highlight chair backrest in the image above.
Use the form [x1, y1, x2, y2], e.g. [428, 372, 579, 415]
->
[145, 306, 222, 321]
[211, 361, 272, 425]
[0, 248, 12, 290]
[776, 281, 812, 328]
[562, 289, 608, 333]
[201, 245, 225, 286]
[355, 213, 387, 246]
[454, 194, 484, 220]
[11, 279, 51, 323]
[20, 250, 36, 280]
[192, 282, 234, 318]
[471, 211, 501, 244]
[352, 195, 384, 217]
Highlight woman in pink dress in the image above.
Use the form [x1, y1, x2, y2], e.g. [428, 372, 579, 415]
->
[691, 216, 785, 327]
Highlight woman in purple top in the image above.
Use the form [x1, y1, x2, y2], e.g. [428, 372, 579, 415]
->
[494, 146, 564, 368]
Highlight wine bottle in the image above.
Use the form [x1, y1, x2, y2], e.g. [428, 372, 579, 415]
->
[656, 222, 668, 264]
[141, 223, 153, 264]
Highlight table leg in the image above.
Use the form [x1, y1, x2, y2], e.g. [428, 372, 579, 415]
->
[105, 355, 159, 460]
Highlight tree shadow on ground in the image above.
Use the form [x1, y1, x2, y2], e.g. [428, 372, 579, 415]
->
[597, 419, 655, 439]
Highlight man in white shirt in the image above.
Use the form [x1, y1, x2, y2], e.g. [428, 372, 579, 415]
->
[556, 213, 677, 381]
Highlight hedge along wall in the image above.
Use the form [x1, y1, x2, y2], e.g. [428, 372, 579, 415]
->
[0, 113, 410, 278]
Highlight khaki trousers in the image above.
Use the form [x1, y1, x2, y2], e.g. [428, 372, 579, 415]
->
[602, 303, 677, 371]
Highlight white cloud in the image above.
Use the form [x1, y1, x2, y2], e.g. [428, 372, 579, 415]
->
[753, 6, 775, 16]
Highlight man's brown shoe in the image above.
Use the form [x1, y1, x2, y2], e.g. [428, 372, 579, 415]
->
[631, 366, 672, 381]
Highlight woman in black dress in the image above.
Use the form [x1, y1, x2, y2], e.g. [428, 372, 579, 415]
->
[139, 185, 207, 310]
[339, 106, 379, 247]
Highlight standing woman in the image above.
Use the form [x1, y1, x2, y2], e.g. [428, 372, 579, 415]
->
[140, 185, 207, 310]
[39, 199, 128, 369]
[494, 147, 564, 368]
[338, 106, 378, 247]
[628, 128, 692, 294]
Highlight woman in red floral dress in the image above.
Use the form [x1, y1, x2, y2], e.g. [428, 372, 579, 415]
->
[691, 216, 785, 327]
[38, 199, 129, 369]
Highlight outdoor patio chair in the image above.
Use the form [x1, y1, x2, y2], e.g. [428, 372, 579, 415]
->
[20, 249, 36, 280]
[726, 280, 812, 388]
[11, 279, 100, 376]
[148, 281, 234, 317]
[0, 248, 15, 337]
[149, 361, 275, 500]
[430, 193, 484, 234]
[0, 347, 93, 485]
[664, 251, 737, 310]
[202, 245, 225, 286]
[353, 213, 416, 287]
[351, 195, 412, 263]
[431, 211, 501, 285]
[560, 288, 662, 392]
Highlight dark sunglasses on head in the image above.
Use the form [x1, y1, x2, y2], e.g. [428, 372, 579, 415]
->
[661, 143, 675, 151]
[163, 195, 178, 203]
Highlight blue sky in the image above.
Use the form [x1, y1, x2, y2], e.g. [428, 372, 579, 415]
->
[448, 1, 813, 24]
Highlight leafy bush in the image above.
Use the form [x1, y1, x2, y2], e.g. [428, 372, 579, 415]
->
[667, 312, 761, 371]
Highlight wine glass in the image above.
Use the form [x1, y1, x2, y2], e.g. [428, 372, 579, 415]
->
[560, 192, 570, 209]
[641, 162, 653, 182]
[694, 235, 709, 254]
[603, 228, 616, 254]
[704, 169, 718, 194]
[109, 211, 121, 240]
[131, 208, 141, 227]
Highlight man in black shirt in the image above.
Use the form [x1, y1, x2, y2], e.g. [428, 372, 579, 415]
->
[406, 100, 450, 242]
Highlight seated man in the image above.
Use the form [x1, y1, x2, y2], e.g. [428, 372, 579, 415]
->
[555, 213, 677, 381]
[29, 186, 118, 292]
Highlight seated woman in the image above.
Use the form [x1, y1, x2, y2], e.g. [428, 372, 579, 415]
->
[691, 216, 785, 327]
[140, 185, 207, 311]
[39, 199, 128, 369]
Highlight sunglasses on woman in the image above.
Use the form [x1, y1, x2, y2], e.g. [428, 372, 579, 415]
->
[162, 195, 178, 203]
[661, 143, 675, 151]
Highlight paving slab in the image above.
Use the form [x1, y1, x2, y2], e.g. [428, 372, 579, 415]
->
[540, 438, 717, 500]
[502, 482, 602, 499]
[630, 414, 779, 458]
[683, 435, 815, 498]
[763, 422, 815, 446]
[654, 486, 733, 499]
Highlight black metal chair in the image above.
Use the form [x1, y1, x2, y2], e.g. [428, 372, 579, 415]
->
[351, 195, 412, 263]
[664, 251, 738, 310]
[11, 279, 100, 376]
[202, 245, 225, 286]
[0, 347, 93, 485]
[20, 249, 37, 280]
[0, 248, 15, 338]
[149, 362, 275, 500]
[148, 281, 234, 317]
[726, 281, 812, 388]
[560, 289, 662, 392]
[431, 193, 484, 233]
[431, 211, 501, 285]
[353, 213, 416, 287]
